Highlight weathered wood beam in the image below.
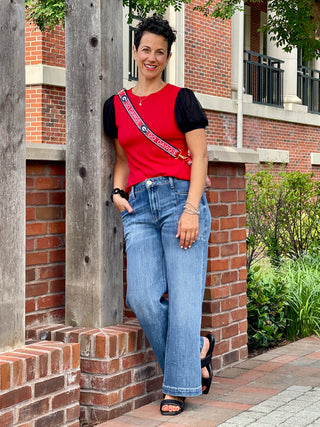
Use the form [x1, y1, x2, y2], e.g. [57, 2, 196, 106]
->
[0, 0, 26, 351]
[65, 0, 124, 327]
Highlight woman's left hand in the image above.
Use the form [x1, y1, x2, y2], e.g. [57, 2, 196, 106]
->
[176, 211, 199, 249]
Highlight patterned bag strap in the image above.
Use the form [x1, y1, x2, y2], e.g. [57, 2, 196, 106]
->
[117, 88, 192, 165]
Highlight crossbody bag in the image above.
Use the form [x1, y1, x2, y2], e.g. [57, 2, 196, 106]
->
[117, 88, 211, 187]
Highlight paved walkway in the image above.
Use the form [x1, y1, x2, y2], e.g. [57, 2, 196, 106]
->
[99, 335, 320, 427]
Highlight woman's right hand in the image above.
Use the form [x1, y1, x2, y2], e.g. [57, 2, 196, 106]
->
[113, 193, 133, 214]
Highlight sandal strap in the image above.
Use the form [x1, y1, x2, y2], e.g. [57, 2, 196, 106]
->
[201, 354, 212, 367]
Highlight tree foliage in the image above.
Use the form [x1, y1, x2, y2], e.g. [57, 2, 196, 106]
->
[25, 0, 320, 59]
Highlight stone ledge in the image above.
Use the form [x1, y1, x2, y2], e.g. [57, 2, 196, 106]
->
[208, 146, 259, 164]
[26, 143, 66, 161]
[257, 148, 289, 164]
[311, 153, 320, 166]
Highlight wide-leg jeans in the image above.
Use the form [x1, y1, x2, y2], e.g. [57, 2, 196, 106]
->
[121, 176, 211, 397]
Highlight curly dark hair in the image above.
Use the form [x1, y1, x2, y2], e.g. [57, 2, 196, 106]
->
[134, 15, 176, 56]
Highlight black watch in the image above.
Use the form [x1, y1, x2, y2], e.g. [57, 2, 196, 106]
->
[111, 188, 129, 203]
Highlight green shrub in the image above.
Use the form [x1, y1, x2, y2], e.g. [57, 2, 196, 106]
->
[246, 169, 320, 269]
[247, 265, 287, 350]
[280, 251, 320, 340]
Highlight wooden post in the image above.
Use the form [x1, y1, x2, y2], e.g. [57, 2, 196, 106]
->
[65, 0, 124, 327]
[0, 0, 25, 351]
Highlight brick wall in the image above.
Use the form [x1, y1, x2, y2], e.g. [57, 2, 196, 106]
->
[26, 86, 66, 145]
[0, 341, 80, 427]
[25, 22, 65, 67]
[185, 0, 232, 98]
[26, 320, 162, 423]
[26, 160, 66, 328]
[25, 21, 66, 145]
[204, 163, 248, 369]
[243, 116, 320, 179]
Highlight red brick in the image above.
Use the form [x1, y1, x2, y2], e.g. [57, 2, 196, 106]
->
[36, 177, 64, 189]
[232, 333, 248, 349]
[231, 255, 247, 269]
[0, 386, 32, 410]
[36, 206, 64, 220]
[26, 251, 48, 266]
[80, 359, 119, 374]
[231, 229, 247, 241]
[18, 398, 49, 423]
[90, 371, 131, 391]
[66, 404, 80, 422]
[38, 294, 64, 310]
[36, 236, 63, 249]
[221, 296, 239, 311]
[52, 388, 80, 409]
[231, 203, 246, 215]
[26, 192, 48, 205]
[39, 265, 64, 279]
[26, 207, 35, 220]
[26, 164, 47, 175]
[221, 243, 238, 256]
[49, 279, 65, 293]
[26, 238, 35, 251]
[122, 353, 145, 369]
[122, 383, 145, 401]
[0, 410, 14, 427]
[95, 334, 106, 358]
[231, 281, 247, 295]
[220, 191, 237, 202]
[221, 217, 238, 230]
[222, 324, 239, 339]
[34, 410, 64, 427]
[230, 177, 245, 188]
[49, 248, 65, 262]
[49, 191, 65, 204]
[0, 362, 11, 390]
[71, 343, 80, 369]
[26, 299, 36, 313]
[34, 376, 65, 397]
[80, 390, 119, 407]
[210, 231, 229, 244]
[25, 268, 36, 282]
[208, 258, 229, 272]
[48, 221, 65, 234]
[231, 307, 247, 322]
[26, 282, 48, 298]
[26, 222, 47, 236]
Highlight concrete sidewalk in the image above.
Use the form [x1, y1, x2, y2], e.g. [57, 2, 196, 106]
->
[98, 335, 320, 427]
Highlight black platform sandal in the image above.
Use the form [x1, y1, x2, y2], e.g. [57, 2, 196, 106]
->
[201, 334, 215, 394]
[160, 397, 185, 416]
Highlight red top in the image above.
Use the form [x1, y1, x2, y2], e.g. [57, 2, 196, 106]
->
[104, 83, 208, 190]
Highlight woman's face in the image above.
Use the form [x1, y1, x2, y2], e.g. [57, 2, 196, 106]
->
[133, 32, 171, 82]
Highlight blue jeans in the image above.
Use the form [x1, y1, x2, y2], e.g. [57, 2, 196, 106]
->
[121, 177, 211, 397]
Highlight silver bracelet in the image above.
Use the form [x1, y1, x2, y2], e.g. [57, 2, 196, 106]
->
[185, 201, 200, 214]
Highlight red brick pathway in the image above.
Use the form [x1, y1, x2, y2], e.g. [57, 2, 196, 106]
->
[98, 336, 320, 426]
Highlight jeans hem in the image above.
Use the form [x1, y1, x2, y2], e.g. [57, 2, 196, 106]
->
[162, 384, 202, 397]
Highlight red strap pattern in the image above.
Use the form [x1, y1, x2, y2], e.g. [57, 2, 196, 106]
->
[118, 89, 182, 159]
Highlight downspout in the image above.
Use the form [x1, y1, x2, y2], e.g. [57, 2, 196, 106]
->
[237, 0, 244, 148]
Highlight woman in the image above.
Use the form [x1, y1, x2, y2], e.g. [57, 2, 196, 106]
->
[103, 15, 214, 416]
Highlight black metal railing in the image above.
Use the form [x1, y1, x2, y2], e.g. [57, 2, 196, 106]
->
[244, 50, 284, 107]
[128, 23, 139, 81]
[297, 66, 320, 114]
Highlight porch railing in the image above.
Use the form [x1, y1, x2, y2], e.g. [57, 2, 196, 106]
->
[244, 50, 284, 107]
[297, 66, 320, 114]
